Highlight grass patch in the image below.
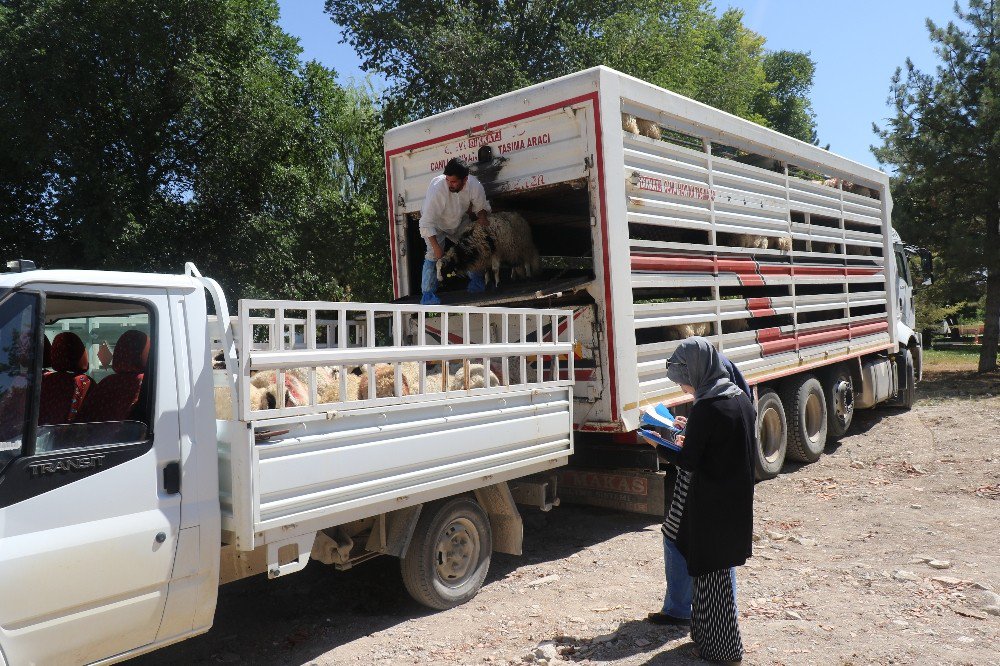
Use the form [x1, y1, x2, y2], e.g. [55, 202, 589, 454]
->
[923, 348, 981, 370]
[918, 348, 1000, 402]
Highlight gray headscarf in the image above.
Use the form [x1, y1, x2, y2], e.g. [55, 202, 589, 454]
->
[665, 337, 743, 403]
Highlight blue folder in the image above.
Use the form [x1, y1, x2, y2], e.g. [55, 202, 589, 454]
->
[638, 404, 683, 452]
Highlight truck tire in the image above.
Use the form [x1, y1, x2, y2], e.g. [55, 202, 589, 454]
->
[781, 374, 828, 463]
[754, 389, 787, 480]
[896, 348, 915, 410]
[400, 497, 492, 610]
[825, 367, 854, 440]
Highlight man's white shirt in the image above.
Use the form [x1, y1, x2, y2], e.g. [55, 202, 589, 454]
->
[419, 174, 491, 240]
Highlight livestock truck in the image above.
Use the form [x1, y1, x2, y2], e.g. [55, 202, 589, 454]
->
[386, 65, 928, 493]
[0, 66, 924, 666]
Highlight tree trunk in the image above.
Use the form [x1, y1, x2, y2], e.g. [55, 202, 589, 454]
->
[979, 268, 1000, 372]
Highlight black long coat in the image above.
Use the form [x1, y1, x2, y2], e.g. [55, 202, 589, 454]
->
[659, 393, 756, 576]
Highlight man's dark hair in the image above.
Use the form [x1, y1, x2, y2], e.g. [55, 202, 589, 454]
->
[443, 158, 469, 179]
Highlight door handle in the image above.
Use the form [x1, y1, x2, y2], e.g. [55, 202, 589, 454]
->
[163, 461, 180, 495]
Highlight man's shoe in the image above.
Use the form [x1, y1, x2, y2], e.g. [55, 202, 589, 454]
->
[466, 272, 486, 293]
[646, 611, 690, 626]
[420, 292, 441, 305]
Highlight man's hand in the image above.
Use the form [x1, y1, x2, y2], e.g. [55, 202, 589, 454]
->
[429, 237, 444, 260]
[674, 416, 688, 429]
[476, 209, 490, 227]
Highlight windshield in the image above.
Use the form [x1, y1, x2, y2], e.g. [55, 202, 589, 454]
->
[0, 292, 40, 470]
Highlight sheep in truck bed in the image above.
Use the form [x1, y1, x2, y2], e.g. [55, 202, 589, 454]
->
[436, 211, 542, 289]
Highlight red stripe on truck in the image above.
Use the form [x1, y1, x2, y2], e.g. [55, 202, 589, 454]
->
[631, 254, 883, 279]
[746, 297, 775, 317]
[757, 320, 889, 356]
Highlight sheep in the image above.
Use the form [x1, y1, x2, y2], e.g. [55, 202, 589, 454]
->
[771, 235, 793, 252]
[732, 234, 769, 250]
[622, 113, 640, 135]
[664, 322, 713, 341]
[812, 241, 838, 254]
[213, 385, 269, 420]
[636, 118, 661, 140]
[822, 178, 876, 198]
[447, 362, 501, 390]
[436, 211, 542, 289]
[357, 364, 412, 399]
[722, 319, 750, 334]
[729, 233, 792, 252]
[621, 113, 661, 139]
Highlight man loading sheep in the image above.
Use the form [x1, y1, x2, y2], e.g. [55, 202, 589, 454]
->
[419, 158, 491, 305]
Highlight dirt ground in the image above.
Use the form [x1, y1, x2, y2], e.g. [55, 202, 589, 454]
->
[131, 364, 1000, 666]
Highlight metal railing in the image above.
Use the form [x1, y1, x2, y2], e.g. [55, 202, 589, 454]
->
[233, 300, 575, 421]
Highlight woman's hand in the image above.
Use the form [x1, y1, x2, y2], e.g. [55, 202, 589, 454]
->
[675, 434, 685, 447]
[674, 416, 687, 429]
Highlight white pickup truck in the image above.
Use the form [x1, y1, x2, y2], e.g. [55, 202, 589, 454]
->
[0, 262, 574, 665]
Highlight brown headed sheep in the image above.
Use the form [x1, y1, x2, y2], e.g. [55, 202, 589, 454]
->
[437, 211, 542, 289]
[772, 235, 793, 252]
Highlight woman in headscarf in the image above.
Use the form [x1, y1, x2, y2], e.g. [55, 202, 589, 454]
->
[647, 337, 756, 664]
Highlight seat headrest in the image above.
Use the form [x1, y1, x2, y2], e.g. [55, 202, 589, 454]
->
[51, 332, 88, 373]
[43, 335, 52, 368]
[112, 330, 150, 373]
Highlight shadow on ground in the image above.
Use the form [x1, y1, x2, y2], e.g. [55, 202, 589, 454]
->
[129, 505, 656, 665]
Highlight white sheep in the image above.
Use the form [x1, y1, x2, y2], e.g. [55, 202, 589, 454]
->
[437, 211, 542, 289]
[771, 235, 793, 252]
[665, 322, 713, 341]
[447, 362, 501, 390]
[621, 113, 661, 140]
[622, 113, 640, 135]
[732, 234, 769, 250]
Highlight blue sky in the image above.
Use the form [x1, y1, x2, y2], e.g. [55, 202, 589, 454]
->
[277, 1, 960, 169]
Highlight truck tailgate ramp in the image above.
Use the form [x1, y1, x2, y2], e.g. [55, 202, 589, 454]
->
[218, 301, 575, 550]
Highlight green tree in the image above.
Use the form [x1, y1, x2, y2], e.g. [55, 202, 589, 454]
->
[326, 0, 819, 140]
[875, 0, 1000, 371]
[753, 50, 819, 144]
[0, 0, 390, 302]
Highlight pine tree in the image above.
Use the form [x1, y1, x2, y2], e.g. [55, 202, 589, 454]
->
[875, 0, 1000, 371]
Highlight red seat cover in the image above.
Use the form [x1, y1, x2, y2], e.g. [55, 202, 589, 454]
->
[76, 330, 150, 423]
[38, 332, 92, 425]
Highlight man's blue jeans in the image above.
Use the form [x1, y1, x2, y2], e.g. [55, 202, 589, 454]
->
[421, 259, 440, 305]
[662, 535, 737, 618]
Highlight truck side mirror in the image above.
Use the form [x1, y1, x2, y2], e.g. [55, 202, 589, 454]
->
[919, 249, 933, 286]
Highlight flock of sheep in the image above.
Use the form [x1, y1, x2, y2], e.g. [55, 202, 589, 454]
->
[214, 361, 506, 418]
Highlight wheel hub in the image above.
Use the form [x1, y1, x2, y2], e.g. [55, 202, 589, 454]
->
[832, 380, 854, 425]
[435, 518, 481, 586]
[805, 392, 823, 441]
[760, 407, 783, 462]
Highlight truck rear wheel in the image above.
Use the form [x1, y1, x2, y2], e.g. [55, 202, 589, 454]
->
[401, 497, 492, 610]
[754, 389, 787, 480]
[782, 374, 828, 463]
[825, 367, 854, 439]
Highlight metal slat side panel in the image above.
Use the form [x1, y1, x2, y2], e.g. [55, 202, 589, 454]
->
[616, 71, 893, 413]
[251, 388, 572, 541]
